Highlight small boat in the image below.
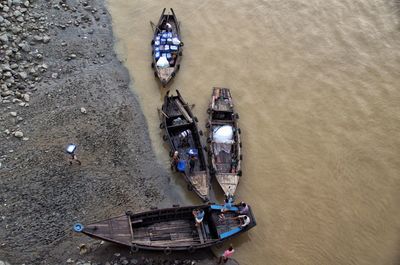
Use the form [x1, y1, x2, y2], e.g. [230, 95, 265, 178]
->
[73, 204, 256, 254]
[150, 8, 183, 86]
[206, 87, 242, 196]
[159, 90, 210, 202]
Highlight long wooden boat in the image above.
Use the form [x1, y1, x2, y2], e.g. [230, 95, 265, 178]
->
[206, 87, 242, 196]
[74, 204, 256, 253]
[150, 8, 183, 87]
[159, 90, 210, 202]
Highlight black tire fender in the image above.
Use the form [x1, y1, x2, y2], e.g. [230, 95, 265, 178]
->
[163, 134, 168, 141]
[125, 210, 133, 216]
[188, 246, 195, 253]
[164, 247, 172, 255]
[159, 122, 165, 129]
[131, 244, 139, 253]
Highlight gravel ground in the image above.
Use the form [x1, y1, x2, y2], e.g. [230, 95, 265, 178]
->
[0, 0, 217, 264]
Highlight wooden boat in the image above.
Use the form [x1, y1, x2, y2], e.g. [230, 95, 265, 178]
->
[206, 87, 242, 196]
[74, 204, 256, 253]
[150, 8, 183, 86]
[159, 90, 210, 202]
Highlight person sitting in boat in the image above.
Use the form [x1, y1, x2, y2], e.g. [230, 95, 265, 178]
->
[221, 196, 234, 213]
[192, 208, 205, 227]
[230, 158, 238, 173]
[237, 202, 249, 215]
[166, 22, 172, 32]
[189, 155, 197, 174]
[232, 215, 251, 228]
[170, 151, 180, 171]
[179, 129, 191, 147]
[169, 52, 177, 66]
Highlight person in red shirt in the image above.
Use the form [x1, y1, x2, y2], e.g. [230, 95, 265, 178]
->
[218, 245, 235, 264]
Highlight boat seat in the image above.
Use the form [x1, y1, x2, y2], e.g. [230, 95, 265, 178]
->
[210, 204, 239, 211]
[167, 123, 190, 130]
[219, 227, 242, 239]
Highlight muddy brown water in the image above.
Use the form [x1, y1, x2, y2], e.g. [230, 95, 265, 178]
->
[106, 0, 400, 264]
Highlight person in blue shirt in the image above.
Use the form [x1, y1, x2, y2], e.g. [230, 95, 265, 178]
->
[192, 208, 205, 227]
[221, 195, 235, 213]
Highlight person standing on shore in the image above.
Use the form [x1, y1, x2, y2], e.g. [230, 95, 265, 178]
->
[66, 143, 81, 165]
[218, 245, 235, 264]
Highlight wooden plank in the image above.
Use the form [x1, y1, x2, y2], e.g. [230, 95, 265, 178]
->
[175, 98, 193, 123]
[197, 225, 204, 244]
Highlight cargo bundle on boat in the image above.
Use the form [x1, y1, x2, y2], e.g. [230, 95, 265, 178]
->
[150, 8, 183, 86]
[206, 87, 242, 196]
[159, 90, 210, 201]
[73, 204, 256, 254]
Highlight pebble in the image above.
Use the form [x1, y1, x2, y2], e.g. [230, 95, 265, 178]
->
[10, 112, 17, 117]
[43, 35, 51, 43]
[19, 71, 28, 79]
[14, 131, 23, 138]
[80, 107, 87, 114]
[0, 34, 9, 43]
[23, 94, 29, 102]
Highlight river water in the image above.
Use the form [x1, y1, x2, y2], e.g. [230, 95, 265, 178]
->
[106, 0, 400, 264]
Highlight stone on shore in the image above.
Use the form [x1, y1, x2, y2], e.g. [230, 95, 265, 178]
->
[13, 131, 23, 138]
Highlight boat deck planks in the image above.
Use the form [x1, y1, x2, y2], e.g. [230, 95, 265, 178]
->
[190, 172, 208, 196]
[85, 215, 132, 246]
[159, 67, 175, 81]
[132, 219, 200, 247]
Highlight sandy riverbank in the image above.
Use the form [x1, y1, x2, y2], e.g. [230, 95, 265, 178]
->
[0, 0, 219, 264]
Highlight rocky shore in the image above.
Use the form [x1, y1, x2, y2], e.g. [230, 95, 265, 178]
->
[0, 0, 217, 264]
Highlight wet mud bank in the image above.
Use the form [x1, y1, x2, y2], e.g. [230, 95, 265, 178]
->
[0, 0, 215, 264]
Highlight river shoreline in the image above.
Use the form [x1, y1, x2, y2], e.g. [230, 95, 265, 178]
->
[0, 0, 217, 264]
